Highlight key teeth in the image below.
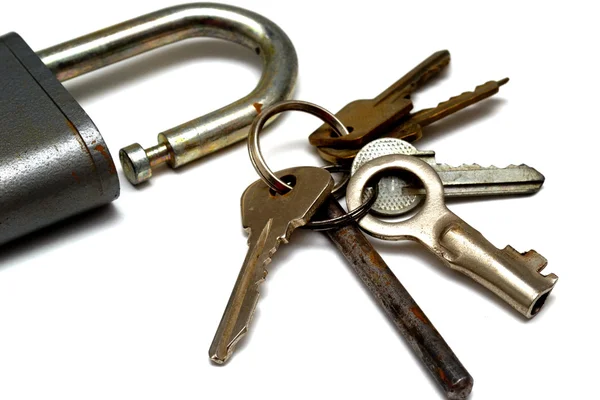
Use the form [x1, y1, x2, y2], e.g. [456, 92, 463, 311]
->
[435, 162, 540, 171]
[504, 246, 549, 272]
[436, 162, 491, 170]
[433, 79, 506, 108]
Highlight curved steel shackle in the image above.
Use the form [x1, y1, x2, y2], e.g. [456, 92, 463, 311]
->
[36, 3, 298, 185]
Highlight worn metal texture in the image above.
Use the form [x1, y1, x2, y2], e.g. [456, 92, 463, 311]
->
[36, 3, 298, 184]
[0, 33, 119, 246]
[308, 50, 451, 148]
[210, 167, 333, 364]
[320, 198, 473, 399]
[347, 155, 558, 318]
[350, 138, 545, 216]
[316, 77, 508, 164]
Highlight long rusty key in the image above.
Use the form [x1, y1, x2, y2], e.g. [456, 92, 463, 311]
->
[318, 198, 473, 399]
[209, 166, 333, 363]
[308, 50, 450, 148]
[317, 78, 508, 164]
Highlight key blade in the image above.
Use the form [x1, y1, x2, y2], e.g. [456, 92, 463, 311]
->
[385, 78, 509, 142]
[400, 164, 544, 196]
[308, 50, 451, 148]
[209, 220, 273, 364]
[374, 50, 450, 104]
[409, 78, 509, 127]
[209, 166, 333, 364]
[433, 163, 545, 196]
[349, 138, 545, 216]
[312, 78, 509, 164]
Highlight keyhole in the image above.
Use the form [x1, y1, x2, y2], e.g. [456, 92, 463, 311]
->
[269, 174, 297, 196]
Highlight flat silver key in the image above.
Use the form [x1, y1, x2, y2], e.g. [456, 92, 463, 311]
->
[347, 155, 558, 319]
[351, 138, 545, 216]
[209, 166, 333, 364]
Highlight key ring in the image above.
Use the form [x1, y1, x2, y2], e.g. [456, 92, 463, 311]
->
[303, 178, 380, 231]
[322, 165, 350, 198]
[248, 100, 350, 194]
[248, 100, 377, 230]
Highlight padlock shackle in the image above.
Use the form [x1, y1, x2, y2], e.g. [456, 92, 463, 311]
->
[36, 3, 298, 185]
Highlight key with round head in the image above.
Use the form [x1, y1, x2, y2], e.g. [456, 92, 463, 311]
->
[316, 78, 508, 164]
[209, 166, 333, 364]
[347, 155, 558, 319]
[308, 50, 451, 148]
[351, 138, 545, 216]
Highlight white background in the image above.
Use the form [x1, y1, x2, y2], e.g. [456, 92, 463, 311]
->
[0, 1, 596, 399]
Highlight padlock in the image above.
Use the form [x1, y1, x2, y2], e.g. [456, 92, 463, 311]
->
[0, 3, 297, 246]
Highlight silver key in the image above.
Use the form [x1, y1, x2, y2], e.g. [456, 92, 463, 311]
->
[347, 155, 557, 318]
[351, 138, 545, 216]
[209, 166, 333, 364]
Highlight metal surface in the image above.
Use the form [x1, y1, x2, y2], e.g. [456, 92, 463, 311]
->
[351, 138, 545, 216]
[319, 198, 473, 399]
[303, 179, 379, 231]
[0, 33, 119, 246]
[347, 155, 558, 318]
[209, 166, 333, 364]
[36, 3, 298, 184]
[316, 78, 508, 164]
[248, 101, 349, 194]
[322, 165, 350, 197]
[352, 138, 421, 214]
[308, 50, 450, 148]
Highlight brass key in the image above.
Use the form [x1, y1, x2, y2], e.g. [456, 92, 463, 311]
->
[389, 78, 509, 142]
[209, 166, 333, 364]
[317, 78, 509, 164]
[308, 50, 450, 148]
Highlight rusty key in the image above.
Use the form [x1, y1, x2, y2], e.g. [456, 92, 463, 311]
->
[317, 198, 473, 399]
[317, 78, 509, 164]
[308, 50, 450, 148]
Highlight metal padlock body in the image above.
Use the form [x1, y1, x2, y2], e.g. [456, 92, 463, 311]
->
[0, 3, 297, 246]
[0, 33, 118, 245]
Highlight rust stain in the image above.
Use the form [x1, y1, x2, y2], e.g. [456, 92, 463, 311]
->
[65, 119, 78, 135]
[64, 120, 103, 194]
[94, 144, 117, 174]
[411, 306, 429, 324]
[71, 171, 81, 183]
[253, 102, 263, 114]
[366, 249, 383, 267]
[438, 367, 449, 384]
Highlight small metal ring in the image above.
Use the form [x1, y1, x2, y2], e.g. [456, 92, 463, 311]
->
[303, 179, 380, 232]
[248, 100, 350, 194]
[322, 165, 350, 198]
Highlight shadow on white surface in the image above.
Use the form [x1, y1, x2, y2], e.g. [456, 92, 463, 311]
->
[0, 204, 121, 269]
[416, 98, 507, 148]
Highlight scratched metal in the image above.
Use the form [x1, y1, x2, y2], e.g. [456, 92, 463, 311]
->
[0, 33, 119, 246]
[319, 198, 473, 399]
[37, 3, 298, 184]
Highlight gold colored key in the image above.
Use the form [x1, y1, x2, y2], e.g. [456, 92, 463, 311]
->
[209, 166, 333, 364]
[308, 50, 450, 148]
[317, 78, 508, 164]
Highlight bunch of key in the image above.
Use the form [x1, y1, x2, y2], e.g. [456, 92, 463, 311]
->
[209, 51, 558, 400]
